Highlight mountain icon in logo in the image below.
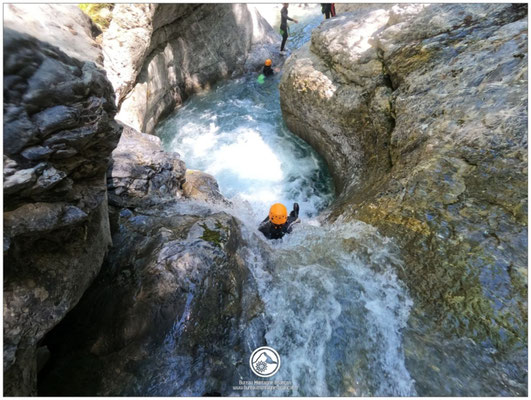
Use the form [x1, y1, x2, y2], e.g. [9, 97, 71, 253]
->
[250, 346, 281, 377]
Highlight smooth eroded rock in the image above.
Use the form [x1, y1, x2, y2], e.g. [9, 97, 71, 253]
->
[107, 123, 186, 208]
[104, 4, 278, 133]
[182, 169, 226, 204]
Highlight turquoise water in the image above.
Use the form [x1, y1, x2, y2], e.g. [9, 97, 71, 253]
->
[156, 74, 334, 219]
[152, 9, 416, 396]
[156, 10, 332, 221]
[151, 8, 418, 396]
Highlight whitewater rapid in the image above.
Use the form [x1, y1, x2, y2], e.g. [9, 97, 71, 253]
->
[157, 75, 333, 221]
[154, 74, 416, 397]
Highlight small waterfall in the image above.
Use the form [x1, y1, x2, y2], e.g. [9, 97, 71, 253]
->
[157, 75, 334, 219]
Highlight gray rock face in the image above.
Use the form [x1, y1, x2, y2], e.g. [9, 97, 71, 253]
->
[39, 95, 243, 396]
[4, 4, 103, 66]
[3, 5, 122, 395]
[38, 208, 264, 396]
[103, 4, 278, 133]
[107, 123, 186, 208]
[280, 7, 394, 194]
[280, 4, 527, 395]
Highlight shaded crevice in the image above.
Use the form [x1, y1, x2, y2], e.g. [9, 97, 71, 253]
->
[376, 47, 397, 170]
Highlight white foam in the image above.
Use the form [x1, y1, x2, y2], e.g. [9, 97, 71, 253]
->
[157, 77, 334, 219]
[235, 220, 416, 396]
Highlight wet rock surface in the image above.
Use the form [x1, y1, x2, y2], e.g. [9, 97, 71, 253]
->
[5, 3, 528, 397]
[103, 4, 278, 134]
[280, 3, 527, 395]
[6, 4, 267, 397]
[38, 73, 251, 395]
[38, 208, 264, 396]
[3, 4, 122, 395]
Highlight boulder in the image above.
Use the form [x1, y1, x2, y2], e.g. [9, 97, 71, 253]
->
[107, 123, 186, 208]
[182, 169, 226, 204]
[39, 110, 241, 396]
[102, 4, 279, 134]
[280, 3, 527, 395]
[3, 4, 122, 395]
[37, 209, 264, 396]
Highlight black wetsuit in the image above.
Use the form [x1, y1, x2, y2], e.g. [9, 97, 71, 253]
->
[258, 207, 300, 240]
[280, 6, 295, 51]
[321, 3, 332, 19]
[263, 65, 274, 76]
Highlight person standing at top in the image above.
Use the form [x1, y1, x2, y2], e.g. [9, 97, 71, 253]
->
[280, 3, 298, 54]
[321, 3, 332, 19]
[321, 3, 336, 19]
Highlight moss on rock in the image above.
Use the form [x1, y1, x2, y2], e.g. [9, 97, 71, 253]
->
[78, 4, 114, 31]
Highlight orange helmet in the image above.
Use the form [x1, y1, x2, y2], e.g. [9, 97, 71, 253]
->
[269, 203, 288, 225]
[265, 59, 272, 67]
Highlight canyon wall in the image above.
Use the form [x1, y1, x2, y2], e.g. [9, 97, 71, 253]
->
[103, 4, 278, 134]
[280, 4, 527, 391]
[3, 4, 122, 395]
[4, 4, 271, 395]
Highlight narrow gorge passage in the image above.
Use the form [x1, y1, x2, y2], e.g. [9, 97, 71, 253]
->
[152, 8, 416, 396]
[5, 3, 526, 397]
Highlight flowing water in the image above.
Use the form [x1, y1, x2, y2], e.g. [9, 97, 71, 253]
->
[157, 75, 333, 219]
[238, 219, 416, 396]
[149, 6, 528, 397]
[153, 8, 417, 396]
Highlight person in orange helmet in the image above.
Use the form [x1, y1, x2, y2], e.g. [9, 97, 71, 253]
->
[258, 202, 300, 240]
[263, 59, 274, 77]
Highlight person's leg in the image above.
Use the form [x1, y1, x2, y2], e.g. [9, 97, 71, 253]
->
[280, 31, 288, 51]
[325, 9, 330, 19]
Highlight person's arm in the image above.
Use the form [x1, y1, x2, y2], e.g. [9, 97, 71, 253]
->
[285, 214, 300, 234]
[284, 9, 298, 23]
[258, 217, 272, 238]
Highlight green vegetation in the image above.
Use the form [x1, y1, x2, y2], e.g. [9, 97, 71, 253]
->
[199, 222, 223, 248]
[78, 3, 114, 31]
[199, 220, 231, 248]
